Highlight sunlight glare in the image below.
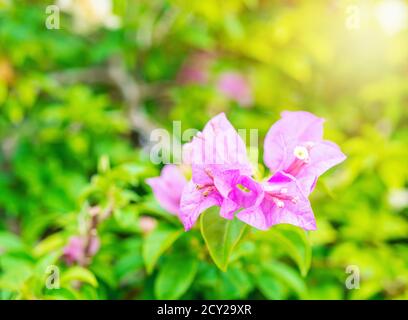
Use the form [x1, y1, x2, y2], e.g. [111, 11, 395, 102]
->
[376, 0, 408, 35]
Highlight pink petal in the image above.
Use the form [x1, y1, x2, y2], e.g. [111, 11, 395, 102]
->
[182, 141, 194, 165]
[229, 175, 264, 208]
[238, 171, 316, 231]
[179, 181, 222, 231]
[302, 140, 347, 178]
[214, 170, 264, 215]
[269, 198, 316, 230]
[146, 165, 187, 215]
[220, 198, 239, 220]
[213, 169, 241, 198]
[290, 140, 346, 195]
[264, 111, 325, 172]
[189, 113, 252, 185]
[236, 206, 271, 230]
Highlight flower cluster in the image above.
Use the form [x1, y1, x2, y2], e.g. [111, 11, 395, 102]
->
[147, 111, 346, 231]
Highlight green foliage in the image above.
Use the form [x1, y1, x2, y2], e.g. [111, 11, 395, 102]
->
[154, 252, 198, 299]
[200, 207, 247, 271]
[255, 225, 312, 277]
[143, 225, 183, 274]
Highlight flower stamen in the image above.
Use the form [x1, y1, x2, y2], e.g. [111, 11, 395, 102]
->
[294, 146, 309, 161]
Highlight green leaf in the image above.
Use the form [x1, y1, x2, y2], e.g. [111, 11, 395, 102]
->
[259, 224, 312, 276]
[154, 253, 198, 299]
[142, 224, 182, 274]
[115, 254, 144, 279]
[113, 205, 140, 230]
[218, 266, 254, 299]
[0, 257, 33, 291]
[200, 208, 247, 271]
[261, 260, 307, 299]
[33, 233, 65, 257]
[254, 273, 284, 300]
[43, 288, 78, 300]
[60, 267, 98, 288]
[0, 231, 25, 252]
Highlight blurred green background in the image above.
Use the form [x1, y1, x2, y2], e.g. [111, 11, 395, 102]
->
[0, 0, 407, 300]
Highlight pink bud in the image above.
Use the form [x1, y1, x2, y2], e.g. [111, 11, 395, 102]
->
[63, 235, 100, 265]
[139, 216, 157, 234]
[63, 236, 85, 265]
[217, 72, 253, 107]
[177, 52, 214, 85]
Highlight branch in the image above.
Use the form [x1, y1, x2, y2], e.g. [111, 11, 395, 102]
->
[51, 56, 162, 147]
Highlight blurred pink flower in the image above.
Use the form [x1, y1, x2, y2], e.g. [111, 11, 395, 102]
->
[139, 216, 157, 234]
[63, 235, 100, 265]
[217, 72, 253, 107]
[63, 236, 83, 265]
[177, 52, 214, 85]
[146, 165, 187, 215]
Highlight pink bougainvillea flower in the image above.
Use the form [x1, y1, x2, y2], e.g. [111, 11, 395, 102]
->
[177, 52, 214, 85]
[179, 113, 253, 230]
[146, 164, 187, 215]
[237, 171, 316, 230]
[217, 72, 253, 107]
[63, 235, 100, 265]
[263, 111, 346, 195]
[149, 111, 345, 232]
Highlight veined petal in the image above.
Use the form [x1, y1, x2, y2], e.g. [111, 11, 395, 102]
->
[264, 193, 316, 230]
[238, 171, 316, 231]
[236, 206, 272, 230]
[280, 111, 325, 141]
[179, 181, 222, 231]
[302, 140, 347, 178]
[189, 113, 252, 185]
[264, 111, 324, 172]
[220, 198, 239, 220]
[213, 169, 240, 198]
[291, 140, 346, 195]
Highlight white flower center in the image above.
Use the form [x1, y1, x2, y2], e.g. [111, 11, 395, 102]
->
[293, 146, 309, 161]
